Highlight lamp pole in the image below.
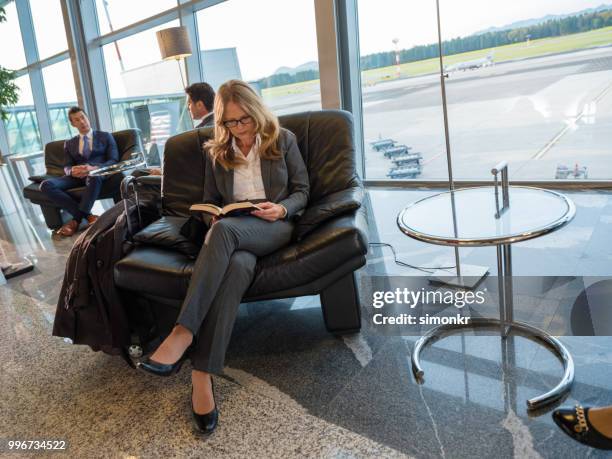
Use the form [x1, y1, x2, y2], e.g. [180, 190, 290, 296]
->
[434, 0, 461, 277]
[427, 0, 489, 288]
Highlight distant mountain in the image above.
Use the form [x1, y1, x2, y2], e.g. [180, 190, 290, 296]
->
[475, 3, 612, 34]
[273, 61, 319, 76]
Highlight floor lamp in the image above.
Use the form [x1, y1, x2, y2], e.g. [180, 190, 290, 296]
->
[156, 26, 193, 132]
[428, 0, 488, 289]
[0, 156, 34, 283]
[156, 26, 193, 89]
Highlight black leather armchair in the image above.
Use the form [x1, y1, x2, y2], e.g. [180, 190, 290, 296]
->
[23, 129, 144, 229]
[114, 110, 368, 339]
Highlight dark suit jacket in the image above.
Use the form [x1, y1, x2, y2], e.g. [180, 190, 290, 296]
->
[63, 131, 119, 173]
[203, 128, 309, 222]
[195, 113, 215, 129]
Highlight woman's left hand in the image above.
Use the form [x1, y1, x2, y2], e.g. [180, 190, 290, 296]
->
[251, 202, 286, 222]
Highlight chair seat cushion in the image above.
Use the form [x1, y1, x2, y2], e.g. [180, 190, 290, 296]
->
[114, 246, 194, 299]
[114, 212, 367, 300]
[133, 216, 200, 259]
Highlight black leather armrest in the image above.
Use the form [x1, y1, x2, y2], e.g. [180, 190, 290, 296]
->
[121, 175, 162, 239]
[133, 216, 200, 258]
[249, 204, 368, 296]
[307, 202, 369, 254]
[121, 175, 162, 203]
[294, 186, 364, 241]
[134, 175, 162, 186]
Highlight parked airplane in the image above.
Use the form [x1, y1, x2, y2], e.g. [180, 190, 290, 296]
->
[445, 52, 494, 72]
[370, 138, 396, 151]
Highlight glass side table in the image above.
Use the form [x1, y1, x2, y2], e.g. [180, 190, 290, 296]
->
[397, 185, 576, 410]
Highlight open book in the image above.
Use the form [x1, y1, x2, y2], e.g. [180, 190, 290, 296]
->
[189, 201, 262, 218]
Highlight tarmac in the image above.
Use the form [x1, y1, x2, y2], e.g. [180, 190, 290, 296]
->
[267, 46, 612, 181]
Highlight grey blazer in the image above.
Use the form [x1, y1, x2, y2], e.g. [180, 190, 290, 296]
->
[202, 128, 309, 222]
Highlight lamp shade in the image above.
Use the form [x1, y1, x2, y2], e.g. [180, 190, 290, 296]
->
[156, 26, 192, 60]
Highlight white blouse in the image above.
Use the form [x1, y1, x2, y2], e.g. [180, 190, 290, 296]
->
[232, 135, 267, 202]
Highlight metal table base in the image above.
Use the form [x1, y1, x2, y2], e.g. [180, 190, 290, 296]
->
[410, 244, 574, 410]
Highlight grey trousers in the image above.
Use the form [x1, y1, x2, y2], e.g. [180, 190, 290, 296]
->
[177, 215, 294, 374]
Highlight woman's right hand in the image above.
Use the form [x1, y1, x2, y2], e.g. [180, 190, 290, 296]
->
[211, 216, 219, 226]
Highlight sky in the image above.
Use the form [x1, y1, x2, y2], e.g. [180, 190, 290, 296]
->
[0, 0, 609, 102]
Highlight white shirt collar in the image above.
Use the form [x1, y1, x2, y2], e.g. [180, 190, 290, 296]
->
[81, 129, 93, 139]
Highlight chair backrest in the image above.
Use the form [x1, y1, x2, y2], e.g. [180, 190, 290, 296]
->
[279, 110, 359, 202]
[43, 129, 144, 176]
[113, 129, 145, 161]
[161, 129, 210, 217]
[44, 141, 67, 176]
[160, 109, 359, 216]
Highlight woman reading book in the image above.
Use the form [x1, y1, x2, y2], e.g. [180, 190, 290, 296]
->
[137, 80, 309, 435]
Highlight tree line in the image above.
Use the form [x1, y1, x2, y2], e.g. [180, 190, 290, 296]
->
[257, 9, 612, 89]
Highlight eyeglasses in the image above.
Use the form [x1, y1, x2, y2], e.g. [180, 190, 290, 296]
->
[222, 115, 253, 128]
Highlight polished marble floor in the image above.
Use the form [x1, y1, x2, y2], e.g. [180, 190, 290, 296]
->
[1, 188, 611, 458]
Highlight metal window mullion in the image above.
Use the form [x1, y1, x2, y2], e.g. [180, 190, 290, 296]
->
[314, 0, 341, 110]
[12, 50, 71, 78]
[363, 179, 612, 190]
[15, 0, 52, 145]
[335, 0, 364, 180]
[90, 0, 226, 47]
[178, 0, 204, 86]
[61, 0, 85, 110]
[25, 68, 52, 142]
[0, 122, 21, 215]
[73, 0, 113, 132]
[93, 7, 181, 47]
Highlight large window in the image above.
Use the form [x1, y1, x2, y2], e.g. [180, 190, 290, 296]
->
[2, 0, 609, 185]
[358, 0, 446, 181]
[439, 0, 612, 181]
[358, 0, 612, 181]
[5, 74, 42, 156]
[195, 0, 321, 116]
[0, 1, 26, 70]
[95, 0, 177, 35]
[42, 59, 78, 140]
[29, 0, 68, 59]
[102, 21, 191, 166]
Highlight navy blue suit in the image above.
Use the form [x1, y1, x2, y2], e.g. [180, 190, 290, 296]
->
[40, 131, 119, 222]
[63, 130, 119, 172]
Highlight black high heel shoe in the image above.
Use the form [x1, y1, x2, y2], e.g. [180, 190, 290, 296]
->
[553, 405, 612, 450]
[192, 377, 218, 436]
[137, 347, 190, 377]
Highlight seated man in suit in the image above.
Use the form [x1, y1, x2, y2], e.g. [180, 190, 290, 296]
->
[40, 106, 118, 237]
[148, 82, 216, 176]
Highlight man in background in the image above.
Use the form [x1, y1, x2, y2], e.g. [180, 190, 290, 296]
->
[40, 107, 118, 237]
[186, 82, 215, 128]
[147, 82, 216, 176]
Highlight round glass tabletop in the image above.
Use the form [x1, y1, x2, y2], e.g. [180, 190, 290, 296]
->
[397, 186, 575, 246]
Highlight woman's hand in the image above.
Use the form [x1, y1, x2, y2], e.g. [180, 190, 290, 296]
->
[251, 202, 286, 222]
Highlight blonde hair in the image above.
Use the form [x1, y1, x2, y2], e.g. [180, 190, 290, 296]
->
[206, 80, 281, 170]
